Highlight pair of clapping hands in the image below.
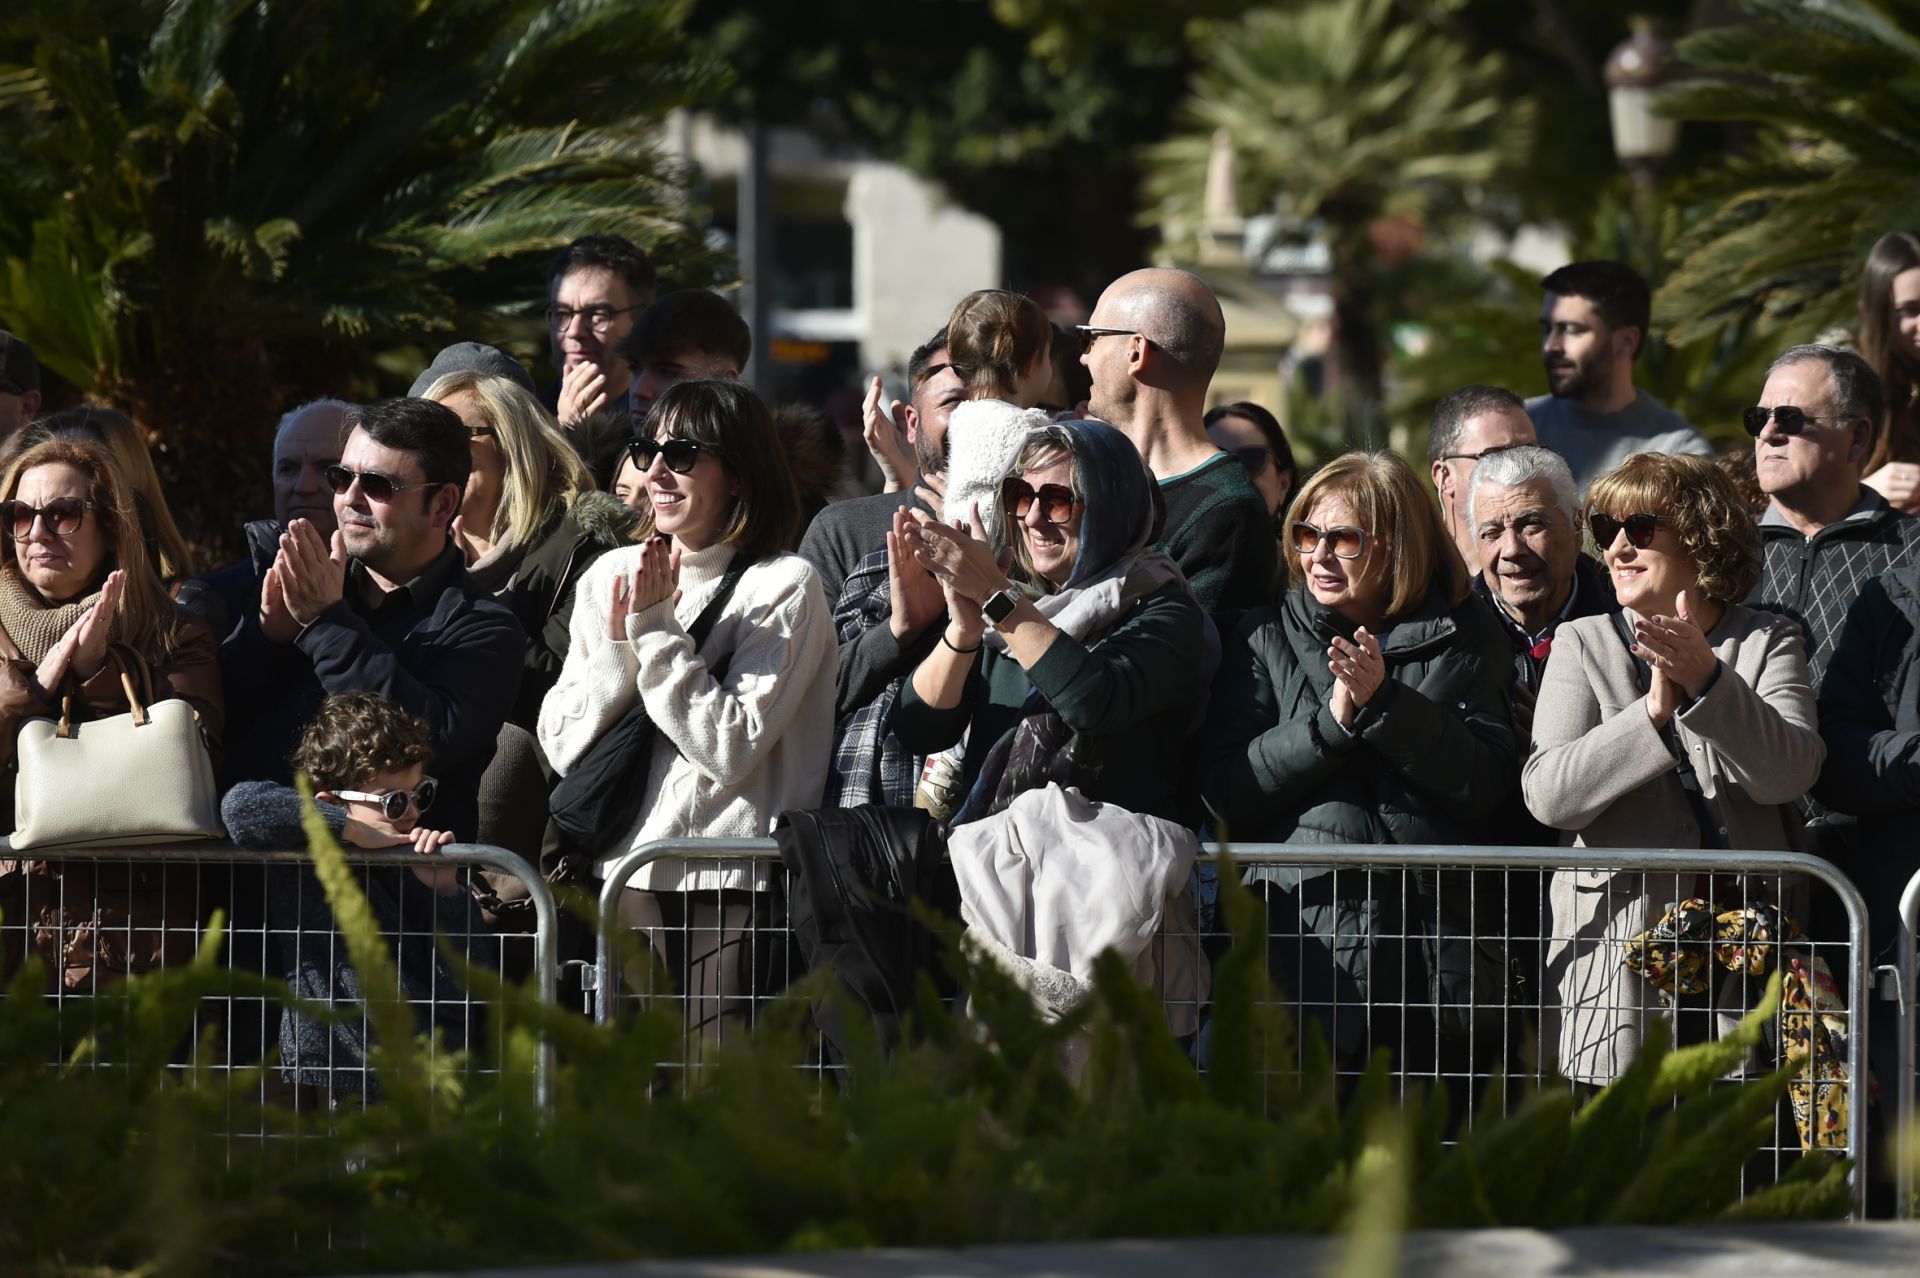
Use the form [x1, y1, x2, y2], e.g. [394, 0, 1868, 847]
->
[886, 497, 1008, 644]
[260, 519, 347, 643]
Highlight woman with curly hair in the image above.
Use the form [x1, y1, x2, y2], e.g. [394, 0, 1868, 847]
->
[1522, 452, 1825, 1083]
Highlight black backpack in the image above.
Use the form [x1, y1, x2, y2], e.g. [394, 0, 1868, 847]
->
[774, 805, 955, 1062]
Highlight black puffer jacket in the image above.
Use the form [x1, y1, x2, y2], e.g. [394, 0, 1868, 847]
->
[1201, 583, 1518, 850]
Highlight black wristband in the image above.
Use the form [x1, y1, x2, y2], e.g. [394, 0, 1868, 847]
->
[941, 633, 983, 654]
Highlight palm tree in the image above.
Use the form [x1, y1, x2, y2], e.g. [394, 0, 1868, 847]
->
[1655, 0, 1920, 348]
[1141, 0, 1533, 448]
[0, 0, 724, 561]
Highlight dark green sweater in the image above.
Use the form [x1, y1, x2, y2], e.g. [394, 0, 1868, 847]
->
[1156, 452, 1277, 628]
[893, 580, 1208, 823]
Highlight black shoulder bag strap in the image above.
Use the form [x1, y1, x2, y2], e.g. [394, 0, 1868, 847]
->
[546, 550, 763, 861]
[1609, 611, 1728, 851]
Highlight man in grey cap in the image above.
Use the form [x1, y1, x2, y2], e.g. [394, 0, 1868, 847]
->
[409, 341, 535, 398]
[0, 331, 43, 441]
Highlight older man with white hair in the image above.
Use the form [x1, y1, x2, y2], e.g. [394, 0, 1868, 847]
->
[1467, 445, 1617, 719]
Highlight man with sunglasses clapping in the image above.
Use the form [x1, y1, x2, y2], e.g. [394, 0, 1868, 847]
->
[219, 397, 525, 846]
[1745, 344, 1920, 694]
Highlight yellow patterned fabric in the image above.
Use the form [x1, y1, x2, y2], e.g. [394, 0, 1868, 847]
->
[1625, 898, 1848, 1151]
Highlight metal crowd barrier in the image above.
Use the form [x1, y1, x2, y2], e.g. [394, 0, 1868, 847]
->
[597, 838, 1870, 1216]
[0, 838, 558, 1114]
[1898, 868, 1920, 1216]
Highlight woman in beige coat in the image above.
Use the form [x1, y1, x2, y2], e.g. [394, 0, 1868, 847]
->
[1521, 452, 1823, 1083]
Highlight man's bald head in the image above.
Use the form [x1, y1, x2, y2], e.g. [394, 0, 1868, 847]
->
[1093, 268, 1225, 388]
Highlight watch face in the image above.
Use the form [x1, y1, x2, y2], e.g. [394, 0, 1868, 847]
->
[984, 590, 1017, 624]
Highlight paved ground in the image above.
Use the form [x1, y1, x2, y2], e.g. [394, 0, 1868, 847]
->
[372, 1223, 1920, 1277]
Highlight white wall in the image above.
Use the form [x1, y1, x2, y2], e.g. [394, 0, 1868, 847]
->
[845, 165, 1000, 375]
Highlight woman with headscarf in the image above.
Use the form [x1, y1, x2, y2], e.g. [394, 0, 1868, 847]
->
[893, 418, 1213, 825]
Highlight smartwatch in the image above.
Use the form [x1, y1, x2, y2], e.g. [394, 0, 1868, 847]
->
[982, 583, 1023, 628]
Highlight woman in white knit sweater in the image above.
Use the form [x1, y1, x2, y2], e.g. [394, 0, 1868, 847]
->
[538, 380, 836, 1040]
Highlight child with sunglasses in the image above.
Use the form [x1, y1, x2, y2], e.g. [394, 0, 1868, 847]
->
[223, 690, 457, 891]
[223, 690, 491, 1098]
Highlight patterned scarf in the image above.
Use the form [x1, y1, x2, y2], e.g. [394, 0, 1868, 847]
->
[0, 569, 115, 664]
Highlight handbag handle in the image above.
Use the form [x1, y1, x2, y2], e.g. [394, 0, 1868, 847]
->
[55, 644, 153, 739]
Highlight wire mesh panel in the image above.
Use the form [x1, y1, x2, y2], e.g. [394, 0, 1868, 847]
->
[593, 837, 1869, 1215]
[1897, 869, 1920, 1217]
[595, 840, 831, 1089]
[0, 840, 558, 1126]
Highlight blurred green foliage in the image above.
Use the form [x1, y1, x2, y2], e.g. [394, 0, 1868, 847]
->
[0, 810, 1852, 1274]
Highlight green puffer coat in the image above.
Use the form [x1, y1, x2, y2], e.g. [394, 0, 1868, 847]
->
[1202, 582, 1518, 850]
[1200, 581, 1519, 1068]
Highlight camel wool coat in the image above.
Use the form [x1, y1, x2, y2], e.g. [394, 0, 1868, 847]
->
[1520, 603, 1824, 1082]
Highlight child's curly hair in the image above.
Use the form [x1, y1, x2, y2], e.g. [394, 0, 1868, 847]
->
[290, 692, 432, 791]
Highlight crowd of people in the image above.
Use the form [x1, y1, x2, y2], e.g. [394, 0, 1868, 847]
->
[1, 232, 1919, 1153]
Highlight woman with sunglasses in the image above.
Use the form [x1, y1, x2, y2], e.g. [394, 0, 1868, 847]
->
[1204, 401, 1297, 524]
[895, 419, 1211, 826]
[423, 372, 638, 731]
[539, 379, 835, 1039]
[0, 438, 223, 991]
[1521, 452, 1823, 1084]
[1199, 450, 1516, 1072]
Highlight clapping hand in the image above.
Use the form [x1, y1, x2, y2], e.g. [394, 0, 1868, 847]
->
[1636, 589, 1717, 728]
[609, 537, 680, 641]
[887, 504, 945, 642]
[1327, 626, 1384, 730]
[35, 569, 124, 693]
[277, 518, 347, 627]
[862, 376, 916, 493]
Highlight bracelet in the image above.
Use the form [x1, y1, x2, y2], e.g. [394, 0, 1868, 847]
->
[941, 633, 983, 654]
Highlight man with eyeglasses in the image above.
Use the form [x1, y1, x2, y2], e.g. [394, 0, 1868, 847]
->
[220, 396, 525, 845]
[1746, 343, 1919, 691]
[1079, 267, 1275, 624]
[0, 332, 44, 443]
[614, 289, 752, 428]
[800, 330, 967, 806]
[543, 234, 658, 426]
[1526, 260, 1711, 492]
[1427, 384, 1537, 569]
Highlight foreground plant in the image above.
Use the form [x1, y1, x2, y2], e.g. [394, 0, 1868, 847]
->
[0, 817, 1852, 1275]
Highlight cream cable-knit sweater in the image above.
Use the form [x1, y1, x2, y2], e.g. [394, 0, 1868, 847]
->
[537, 540, 837, 891]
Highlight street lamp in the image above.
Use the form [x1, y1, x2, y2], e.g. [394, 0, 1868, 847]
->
[1604, 17, 1680, 188]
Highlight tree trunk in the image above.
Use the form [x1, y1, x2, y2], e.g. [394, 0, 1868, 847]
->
[1326, 227, 1386, 451]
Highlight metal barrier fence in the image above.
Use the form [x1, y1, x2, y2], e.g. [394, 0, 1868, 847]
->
[0, 838, 558, 1114]
[1898, 867, 1920, 1215]
[598, 838, 1870, 1217]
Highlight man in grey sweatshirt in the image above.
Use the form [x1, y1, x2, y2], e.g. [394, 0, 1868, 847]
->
[1525, 260, 1713, 492]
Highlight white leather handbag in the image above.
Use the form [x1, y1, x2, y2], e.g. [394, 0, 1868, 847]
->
[11, 646, 223, 850]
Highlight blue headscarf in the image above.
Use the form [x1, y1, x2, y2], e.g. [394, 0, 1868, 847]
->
[1038, 419, 1160, 589]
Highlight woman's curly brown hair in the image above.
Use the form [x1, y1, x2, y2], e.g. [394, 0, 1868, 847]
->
[290, 692, 432, 792]
[1586, 451, 1761, 604]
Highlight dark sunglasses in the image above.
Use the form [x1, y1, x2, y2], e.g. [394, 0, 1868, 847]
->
[323, 464, 437, 503]
[334, 776, 437, 822]
[1228, 446, 1274, 477]
[1742, 405, 1848, 437]
[0, 498, 95, 540]
[1290, 521, 1368, 560]
[626, 436, 716, 475]
[1075, 324, 1141, 355]
[1002, 477, 1079, 525]
[1589, 511, 1661, 549]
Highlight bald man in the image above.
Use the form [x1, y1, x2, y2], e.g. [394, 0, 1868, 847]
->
[1081, 268, 1276, 622]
